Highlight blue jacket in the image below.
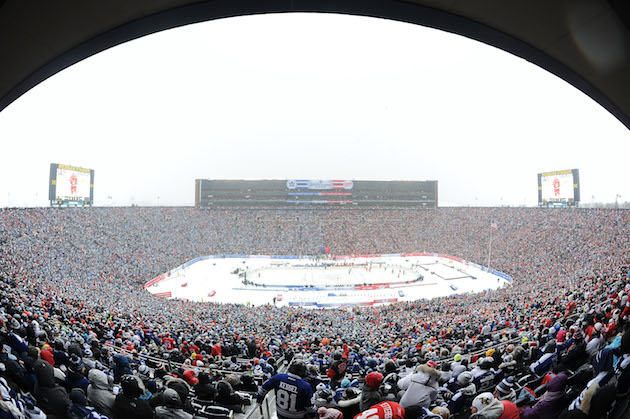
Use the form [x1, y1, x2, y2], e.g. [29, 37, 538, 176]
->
[258, 373, 315, 419]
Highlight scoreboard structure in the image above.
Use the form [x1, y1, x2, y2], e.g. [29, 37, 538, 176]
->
[537, 169, 580, 207]
[49, 163, 94, 206]
[195, 179, 438, 208]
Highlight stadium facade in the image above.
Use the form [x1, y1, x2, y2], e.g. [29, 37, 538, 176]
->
[194, 179, 438, 208]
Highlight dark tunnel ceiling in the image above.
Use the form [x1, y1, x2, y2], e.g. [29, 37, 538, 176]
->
[1, 0, 629, 130]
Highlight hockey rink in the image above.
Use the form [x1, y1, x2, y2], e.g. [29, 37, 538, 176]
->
[145, 254, 511, 308]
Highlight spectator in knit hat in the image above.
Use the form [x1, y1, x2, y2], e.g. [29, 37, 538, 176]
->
[558, 328, 588, 372]
[493, 377, 516, 402]
[360, 372, 384, 412]
[446, 371, 476, 416]
[66, 353, 89, 393]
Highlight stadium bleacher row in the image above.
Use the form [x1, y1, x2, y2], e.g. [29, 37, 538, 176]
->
[0, 206, 629, 418]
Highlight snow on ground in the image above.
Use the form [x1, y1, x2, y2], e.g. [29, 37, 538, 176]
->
[145, 255, 510, 308]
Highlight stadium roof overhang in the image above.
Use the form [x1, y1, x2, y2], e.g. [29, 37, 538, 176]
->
[1, 0, 629, 130]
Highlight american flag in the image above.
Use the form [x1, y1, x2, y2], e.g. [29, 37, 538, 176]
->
[491, 220, 498, 230]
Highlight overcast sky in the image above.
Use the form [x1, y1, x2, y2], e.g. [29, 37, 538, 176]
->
[1, 13, 628, 207]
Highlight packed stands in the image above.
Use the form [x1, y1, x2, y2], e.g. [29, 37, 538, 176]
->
[0, 206, 628, 418]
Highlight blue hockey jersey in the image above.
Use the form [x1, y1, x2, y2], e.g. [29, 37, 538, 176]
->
[258, 373, 316, 419]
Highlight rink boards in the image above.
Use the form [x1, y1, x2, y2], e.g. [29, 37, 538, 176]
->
[145, 254, 512, 308]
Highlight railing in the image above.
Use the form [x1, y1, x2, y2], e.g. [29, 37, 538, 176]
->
[106, 333, 522, 419]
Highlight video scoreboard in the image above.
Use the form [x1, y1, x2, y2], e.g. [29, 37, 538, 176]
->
[49, 163, 94, 206]
[537, 169, 580, 207]
[195, 179, 438, 208]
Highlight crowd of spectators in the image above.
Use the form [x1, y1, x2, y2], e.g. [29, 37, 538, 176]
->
[0, 206, 628, 418]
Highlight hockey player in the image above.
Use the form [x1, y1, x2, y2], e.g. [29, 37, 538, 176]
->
[257, 360, 316, 419]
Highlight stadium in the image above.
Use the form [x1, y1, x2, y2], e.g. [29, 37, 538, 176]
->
[1, 204, 629, 418]
[1, 3, 630, 419]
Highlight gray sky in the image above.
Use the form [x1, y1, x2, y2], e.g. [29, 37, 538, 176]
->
[0, 13, 628, 207]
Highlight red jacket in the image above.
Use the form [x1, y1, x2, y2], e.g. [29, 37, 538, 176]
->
[40, 349, 55, 367]
[211, 343, 222, 357]
[498, 400, 519, 419]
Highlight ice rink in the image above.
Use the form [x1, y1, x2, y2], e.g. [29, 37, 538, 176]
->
[145, 254, 511, 308]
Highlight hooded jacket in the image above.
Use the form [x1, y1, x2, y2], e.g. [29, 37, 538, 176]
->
[521, 373, 568, 419]
[113, 376, 153, 419]
[33, 359, 70, 418]
[470, 398, 504, 419]
[112, 354, 133, 383]
[396, 365, 441, 409]
[87, 369, 116, 417]
[154, 388, 193, 419]
[446, 383, 476, 415]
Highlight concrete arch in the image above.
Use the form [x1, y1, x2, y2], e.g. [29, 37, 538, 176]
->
[1, 0, 629, 129]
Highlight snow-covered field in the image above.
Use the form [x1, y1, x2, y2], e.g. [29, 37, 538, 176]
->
[145, 255, 510, 308]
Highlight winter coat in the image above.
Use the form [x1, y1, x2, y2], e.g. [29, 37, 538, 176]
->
[112, 354, 133, 383]
[66, 370, 90, 394]
[40, 349, 55, 367]
[396, 365, 441, 409]
[521, 373, 568, 419]
[113, 392, 154, 419]
[87, 369, 116, 417]
[33, 359, 70, 418]
[154, 405, 194, 419]
[154, 388, 193, 419]
[470, 398, 504, 419]
[7, 332, 28, 356]
[557, 342, 587, 371]
[498, 400, 519, 419]
[497, 360, 517, 376]
[530, 352, 556, 376]
[585, 337, 603, 358]
[337, 394, 361, 419]
[446, 383, 476, 415]
[359, 386, 382, 412]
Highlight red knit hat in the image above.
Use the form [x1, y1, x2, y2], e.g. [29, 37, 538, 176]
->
[365, 372, 383, 389]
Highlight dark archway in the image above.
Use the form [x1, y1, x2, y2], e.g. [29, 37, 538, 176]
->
[1, 1, 629, 129]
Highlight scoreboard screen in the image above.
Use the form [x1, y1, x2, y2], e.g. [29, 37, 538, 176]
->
[538, 169, 580, 207]
[49, 164, 94, 206]
[196, 179, 438, 208]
